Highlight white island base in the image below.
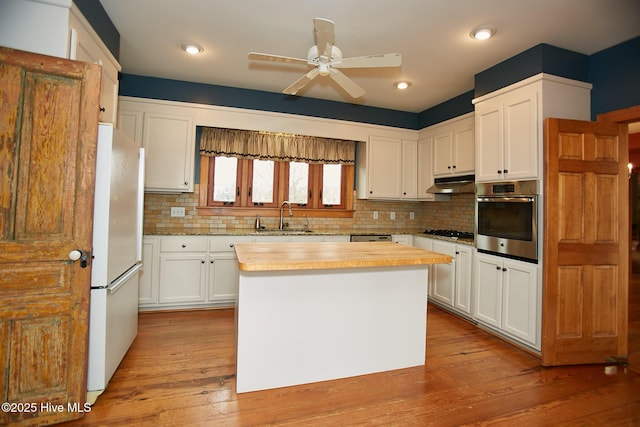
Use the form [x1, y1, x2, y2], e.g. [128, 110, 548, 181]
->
[235, 265, 428, 393]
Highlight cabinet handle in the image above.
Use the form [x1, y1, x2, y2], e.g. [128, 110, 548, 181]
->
[448, 165, 452, 169]
[455, 251, 460, 255]
[99, 107, 106, 112]
[496, 266, 501, 270]
[497, 170, 502, 174]
[503, 169, 509, 173]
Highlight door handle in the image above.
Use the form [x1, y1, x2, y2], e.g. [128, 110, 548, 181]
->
[68, 249, 90, 268]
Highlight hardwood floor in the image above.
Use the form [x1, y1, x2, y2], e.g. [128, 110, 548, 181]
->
[59, 298, 640, 426]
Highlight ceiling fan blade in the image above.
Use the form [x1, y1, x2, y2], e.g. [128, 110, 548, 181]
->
[329, 68, 365, 98]
[248, 52, 308, 65]
[333, 53, 402, 69]
[313, 18, 335, 59]
[283, 68, 320, 95]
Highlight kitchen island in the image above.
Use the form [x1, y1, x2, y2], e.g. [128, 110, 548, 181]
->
[233, 241, 452, 393]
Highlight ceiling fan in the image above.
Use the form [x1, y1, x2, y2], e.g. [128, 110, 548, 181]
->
[248, 18, 402, 99]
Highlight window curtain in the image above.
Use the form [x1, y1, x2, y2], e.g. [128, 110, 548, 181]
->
[200, 127, 356, 164]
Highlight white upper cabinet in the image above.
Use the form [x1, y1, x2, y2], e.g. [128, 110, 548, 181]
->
[68, 5, 121, 123]
[401, 140, 418, 199]
[119, 98, 196, 193]
[473, 73, 592, 183]
[431, 115, 475, 177]
[364, 136, 403, 199]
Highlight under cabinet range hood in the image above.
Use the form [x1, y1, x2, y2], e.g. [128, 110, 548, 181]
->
[427, 175, 475, 194]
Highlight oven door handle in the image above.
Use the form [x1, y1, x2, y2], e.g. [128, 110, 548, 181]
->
[476, 196, 535, 203]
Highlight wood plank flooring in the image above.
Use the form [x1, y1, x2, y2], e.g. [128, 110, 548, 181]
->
[60, 298, 640, 426]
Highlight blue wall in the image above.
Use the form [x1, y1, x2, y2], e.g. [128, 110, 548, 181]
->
[589, 36, 640, 119]
[119, 74, 419, 130]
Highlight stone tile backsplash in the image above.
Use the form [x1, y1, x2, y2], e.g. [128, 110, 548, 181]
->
[143, 185, 475, 234]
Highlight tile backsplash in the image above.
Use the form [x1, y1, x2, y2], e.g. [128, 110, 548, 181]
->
[143, 185, 475, 234]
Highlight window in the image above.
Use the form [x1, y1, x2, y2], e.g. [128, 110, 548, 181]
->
[199, 156, 353, 216]
[198, 127, 355, 217]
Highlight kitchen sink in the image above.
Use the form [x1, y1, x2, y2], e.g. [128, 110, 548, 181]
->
[254, 228, 314, 235]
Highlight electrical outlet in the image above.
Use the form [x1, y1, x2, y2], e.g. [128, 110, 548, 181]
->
[170, 207, 185, 217]
[390, 211, 396, 220]
[373, 211, 378, 220]
[410, 211, 415, 220]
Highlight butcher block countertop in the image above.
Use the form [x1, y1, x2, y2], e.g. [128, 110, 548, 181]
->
[234, 241, 452, 272]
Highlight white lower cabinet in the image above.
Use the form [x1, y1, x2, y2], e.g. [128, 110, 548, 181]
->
[159, 252, 207, 304]
[421, 238, 473, 317]
[141, 234, 350, 310]
[139, 237, 159, 306]
[474, 252, 539, 348]
[412, 236, 434, 296]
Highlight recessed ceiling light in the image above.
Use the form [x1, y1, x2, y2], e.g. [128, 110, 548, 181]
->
[470, 27, 496, 41]
[182, 43, 204, 55]
[394, 81, 411, 90]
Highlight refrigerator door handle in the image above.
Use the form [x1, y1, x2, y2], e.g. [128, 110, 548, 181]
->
[109, 263, 143, 294]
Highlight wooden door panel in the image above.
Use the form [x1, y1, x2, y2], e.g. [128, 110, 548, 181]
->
[0, 47, 100, 425]
[543, 118, 628, 366]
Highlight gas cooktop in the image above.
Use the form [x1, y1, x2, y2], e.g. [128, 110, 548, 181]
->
[423, 229, 474, 240]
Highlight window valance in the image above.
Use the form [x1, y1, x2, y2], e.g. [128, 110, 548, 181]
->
[200, 127, 356, 165]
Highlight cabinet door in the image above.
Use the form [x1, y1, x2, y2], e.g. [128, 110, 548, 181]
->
[158, 253, 207, 304]
[118, 109, 143, 146]
[451, 119, 475, 175]
[475, 100, 504, 182]
[367, 136, 402, 198]
[413, 237, 434, 296]
[431, 240, 456, 306]
[473, 253, 503, 327]
[143, 112, 195, 192]
[208, 254, 239, 304]
[401, 140, 418, 199]
[502, 259, 538, 345]
[139, 238, 159, 306]
[69, 7, 120, 124]
[417, 137, 436, 200]
[453, 245, 473, 314]
[432, 131, 453, 177]
[502, 89, 538, 180]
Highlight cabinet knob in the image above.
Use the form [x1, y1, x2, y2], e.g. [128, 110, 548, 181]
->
[369, 190, 373, 194]
[497, 170, 502, 174]
[201, 260, 205, 264]
[503, 169, 509, 173]
[496, 266, 501, 271]
[452, 165, 456, 169]
[502, 267, 507, 272]
[448, 166, 452, 169]
[229, 244, 234, 248]
[184, 181, 188, 186]
[182, 244, 186, 248]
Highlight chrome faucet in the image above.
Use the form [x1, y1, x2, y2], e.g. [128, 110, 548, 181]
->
[279, 201, 292, 230]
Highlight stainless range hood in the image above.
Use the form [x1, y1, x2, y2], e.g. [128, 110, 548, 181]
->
[427, 174, 475, 194]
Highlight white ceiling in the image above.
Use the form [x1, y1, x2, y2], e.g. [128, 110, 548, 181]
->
[99, 0, 640, 114]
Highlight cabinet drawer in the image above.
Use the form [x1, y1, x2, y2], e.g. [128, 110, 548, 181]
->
[209, 236, 255, 252]
[160, 237, 207, 252]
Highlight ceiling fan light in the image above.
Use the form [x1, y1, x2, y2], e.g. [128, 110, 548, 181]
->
[471, 27, 496, 40]
[182, 43, 204, 55]
[395, 81, 410, 90]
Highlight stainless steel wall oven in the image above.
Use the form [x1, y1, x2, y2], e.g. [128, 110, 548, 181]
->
[475, 180, 538, 263]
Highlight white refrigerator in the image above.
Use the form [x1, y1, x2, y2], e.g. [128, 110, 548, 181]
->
[87, 123, 144, 398]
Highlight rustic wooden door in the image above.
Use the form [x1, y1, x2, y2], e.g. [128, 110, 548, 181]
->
[542, 117, 629, 366]
[0, 47, 100, 425]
